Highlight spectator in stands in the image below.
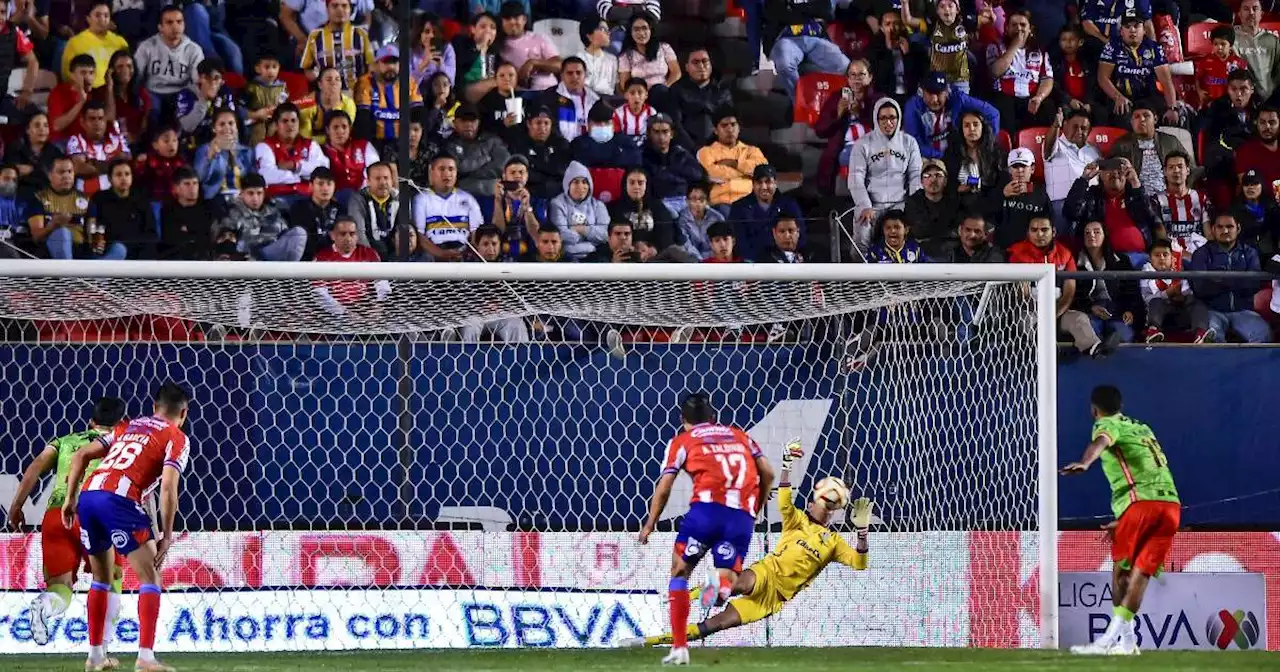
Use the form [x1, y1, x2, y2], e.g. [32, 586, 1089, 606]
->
[446, 103, 509, 196]
[1141, 238, 1209, 342]
[642, 113, 704, 216]
[928, 0, 970, 94]
[160, 167, 214, 260]
[763, 0, 846, 97]
[6, 112, 61, 192]
[413, 153, 484, 261]
[815, 58, 874, 195]
[1234, 0, 1279, 100]
[242, 53, 289, 147]
[323, 110, 378, 198]
[421, 69, 459, 140]
[312, 217, 392, 316]
[943, 110, 1004, 213]
[184, 0, 243, 76]
[1044, 108, 1102, 229]
[937, 213, 1004, 263]
[478, 62, 522, 140]
[136, 126, 188, 203]
[1152, 150, 1211, 261]
[850, 97, 922, 242]
[136, 5, 204, 113]
[193, 112, 252, 203]
[289, 166, 341, 258]
[301, 67, 359, 144]
[698, 109, 766, 210]
[1008, 216, 1119, 357]
[256, 102, 330, 200]
[867, 11, 925, 103]
[60, 1, 126, 88]
[346, 161, 398, 259]
[988, 148, 1051, 250]
[215, 173, 298, 260]
[905, 72, 1000, 161]
[1198, 26, 1250, 108]
[865, 209, 927, 263]
[176, 58, 241, 155]
[677, 182, 722, 260]
[0, 0, 36, 123]
[49, 54, 97, 141]
[453, 12, 503, 103]
[755, 214, 808, 263]
[1189, 213, 1272, 342]
[1065, 157, 1156, 254]
[1112, 104, 1192, 198]
[665, 48, 733, 152]
[571, 101, 640, 168]
[703, 220, 739, 262]
[608, 166, 677, 250]
[583, 219, 636, 262]
[509, 106, 571, 199]
[9, 0, 49, 72]
[729, 164, 804, 260]
[66, 100, 128, 195]
[95, 50, 150, 147]
[1235, 106, 1280, 199]
[33, 157, 89, 259]
[1051, 26, 1099, 124]
[86, 157, 153, 259]
[527, 223, 565, 263]
[409, 14, 456, 89]
[300, 0, 373, 93]
[491, 154, 544, 258]
[1079, 0, 1153, 56]
[1074, 220, 1142, 344]
[1097, 12, 1179, 127]
[985, 9, 1055, 133]
[0, 164, 39, 258]
[550, 160, 609, 260]
[1232, 170, 1278, 250]
[538, 57, 598, 142]
[617, 14, 678, 97]
[391, 107, 435, 188]
[499, 2, 560, 91]
[613, 78, 657, 145]
[904, 159, 959, 254]
[355, 45, 423, 155]
[576, 17, 617, 98]
[1202, 71, 1259, 196]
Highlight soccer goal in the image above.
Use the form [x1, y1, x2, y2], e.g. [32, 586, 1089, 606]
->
[0, 260, 1059, 653]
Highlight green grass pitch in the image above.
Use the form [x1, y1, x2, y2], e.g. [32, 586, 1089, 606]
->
[3, 648, 1279, 671]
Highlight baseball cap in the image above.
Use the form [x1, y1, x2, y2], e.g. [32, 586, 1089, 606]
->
[1007, 148, 1035, 167]
[588, 100, 613, 123]
[1098, 157, 1126, 171]
[529, 105, 554, 120]
[753, 164, 777, 180]
[376, 45, 399, 62]
[499, 0, 527, 18]
[922, 159, 948, 176]
[454, 102, 480, 120]
[1120, 10, 1143, 25]
[922, 72, 949, 94]
[1242, 169, 1264, 185]
[649, 112, 674, 127]
[241, 173, 267, 190]
[505, 154, 530, 169]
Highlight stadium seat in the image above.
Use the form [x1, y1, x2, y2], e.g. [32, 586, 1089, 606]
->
[279, 71, 311, 101]
[533, 19, 582, 62]
[1184, 21, 1219, 58]
[715, 0, 747, 38]
[590, 167, 624, 203]
[7, 68, 55, 112]
[222, 71, 246, 91]
[440, 18, 464, 41]
[1159, 125, 1196, 163]
[772, 73, 843, 146]
[996, 129, 1012, 154]
[1016, 126, 1050, 181]
[1090, 126, 1127, 156]
[725, 0, 745, 19]
[1174, 73, 1200, 110]
[1263, 21, 1280, 37]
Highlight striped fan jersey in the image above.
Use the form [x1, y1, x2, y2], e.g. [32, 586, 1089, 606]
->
[83, 415, 191, 504]
[301, 22, 375, 92]
[613, 104, 655, 138]
[987, 45, 1054, 98]
[1152, 189, 1211, 260]
[354, 73, 423, 141]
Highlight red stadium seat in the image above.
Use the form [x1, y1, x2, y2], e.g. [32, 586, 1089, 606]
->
[440, 19, 464, 41]
[1090, 126, 1127, 156]
[221, 71, 246, 92]
[1184, 21, 1220, 59]
[725, 0, 745, 19]
[996, 129, 1012, 153]
[1174, 73, 1201, 110]
[279, 71, 311, 101]
[1016, 126, 1050, 181]
[1263, 21, 1280, 38]
[589, 167, 625, 203]
[793, 73, 845, 128]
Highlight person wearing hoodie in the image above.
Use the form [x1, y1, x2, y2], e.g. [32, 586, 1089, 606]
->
[444, 102, 510, 196]
[537, 57, 600, 142]
[677, 182, 724, 260]
[550, 161, 610, 260]
[571, 101, 642, 169]
[1188, 213, 1272, 343]
[641, 113, 706, 216]
[135, 5, 205, 112]
[904, 72, 1001, 161]
[849, 96, 922, 247]
[214, 173, 299, 260]
[507, 106, 572, 199]
[1231, 169, 1280, 254]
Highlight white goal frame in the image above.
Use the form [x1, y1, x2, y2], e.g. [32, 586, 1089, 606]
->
[0, 260, 1060, 649]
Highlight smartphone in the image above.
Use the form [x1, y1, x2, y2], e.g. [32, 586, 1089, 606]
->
[967, 176, 980, 187]
[501, 180, 521, 192]
[841, 87, 853, 102]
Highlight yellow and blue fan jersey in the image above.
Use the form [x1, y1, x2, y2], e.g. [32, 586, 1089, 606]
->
[355, 73, 423, 141]
[301, 23, 375, 92]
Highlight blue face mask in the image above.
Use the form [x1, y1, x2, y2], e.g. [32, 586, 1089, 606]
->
[589, 125, 614, 143]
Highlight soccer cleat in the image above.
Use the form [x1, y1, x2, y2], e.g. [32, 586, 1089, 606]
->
[661, 647, 690, 665]
[1143, 327, 1165, 344]
[615, 636, 646, 648]
[698, 573, 719, 612]
[1068, 641, 1115, 655]
[1107, 642, 1141, 656]
[134, 659, 176, 672]
[29, 597, 51, 645]
[85, 657, 120, 671]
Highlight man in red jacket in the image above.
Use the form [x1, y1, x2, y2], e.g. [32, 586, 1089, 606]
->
[312, 216, 389, 316]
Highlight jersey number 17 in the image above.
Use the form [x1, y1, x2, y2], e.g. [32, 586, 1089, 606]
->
[714, 453, 748, 488]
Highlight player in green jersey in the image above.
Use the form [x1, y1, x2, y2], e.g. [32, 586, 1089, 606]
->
[1061, 385, 1181, 656]
[6, 397, 128, 646]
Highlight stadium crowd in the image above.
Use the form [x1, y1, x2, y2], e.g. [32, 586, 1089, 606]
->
[0, 0, 1276, 344]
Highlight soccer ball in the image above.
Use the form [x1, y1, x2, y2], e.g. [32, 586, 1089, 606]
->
[813, 477, 850, 510]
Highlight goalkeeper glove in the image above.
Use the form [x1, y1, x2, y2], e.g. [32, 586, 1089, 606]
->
[781, 438, 803, 469]
[850, 497, 874, 532]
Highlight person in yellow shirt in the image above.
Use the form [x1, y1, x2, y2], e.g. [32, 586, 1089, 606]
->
[696, 109, 767, 207]
[619, 442, 874, 648]
[60, 1, 129, 87]
[299, 66, 358, 145]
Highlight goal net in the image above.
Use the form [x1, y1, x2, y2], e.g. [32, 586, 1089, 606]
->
[0, 261, 1058, 653]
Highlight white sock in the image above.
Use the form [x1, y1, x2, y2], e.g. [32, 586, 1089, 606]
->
[89, 644, 105, 661]
[105, 592, 121, 644]
[1117, 616, 1137, 645]
[138, 647, 156, 663]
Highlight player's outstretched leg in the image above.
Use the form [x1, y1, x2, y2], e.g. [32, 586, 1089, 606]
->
[28, 578, 73, 645]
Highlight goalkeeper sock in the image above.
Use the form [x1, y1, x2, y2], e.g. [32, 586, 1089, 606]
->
[718, 574, 733, 605]
[668, 577, 690, 648]
[46, 584, 73, 614]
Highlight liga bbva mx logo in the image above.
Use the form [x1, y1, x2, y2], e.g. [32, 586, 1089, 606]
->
[1205, 609, 1261, 650]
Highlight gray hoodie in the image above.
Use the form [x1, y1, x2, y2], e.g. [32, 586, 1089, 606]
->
[135, 34, 204, 96]
[848, 97, 922, 217]
[549, 161, 610, 260]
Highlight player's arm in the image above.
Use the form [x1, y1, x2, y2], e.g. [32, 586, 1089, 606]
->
[1060, 433, 1112, 474]
[155, 465, 181, 567]
[834, 498, 875, 570]
[59, 437, 110, 525]
[777, 439, 804, 529]
[638, 471, 677, 545]
[6, 444, 57, 529]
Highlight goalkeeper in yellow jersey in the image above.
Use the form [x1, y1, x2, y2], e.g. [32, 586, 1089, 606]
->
[619, 442, 874, 648]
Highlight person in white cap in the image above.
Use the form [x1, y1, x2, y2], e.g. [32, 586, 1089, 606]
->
[988, 146, 1051, 250]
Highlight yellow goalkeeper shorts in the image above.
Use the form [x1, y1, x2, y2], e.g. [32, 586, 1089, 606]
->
[729, 564, 788, 626]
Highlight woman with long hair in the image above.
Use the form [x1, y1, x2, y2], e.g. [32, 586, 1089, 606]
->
[93, 49, 152, 147]
[617, 14, 679, 95]
[4, 112, 62, 191]
[453, 12, 505, 102]
[943, 110, 1005, 211]
[607, 167, 679, 249]
[193, 108, 255, 203]
[1074, 220, 1143, 344]
[321, 110, 380, 200]
[300, 67, 358, 146]
[423, 71, 459, 139]
[816, 58, 875, 194]
[410, 13, 457, 89]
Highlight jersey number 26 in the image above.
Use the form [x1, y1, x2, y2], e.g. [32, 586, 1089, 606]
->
[99, 441, 144, 470]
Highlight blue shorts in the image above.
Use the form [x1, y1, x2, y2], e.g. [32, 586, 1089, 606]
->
[675, 502, 754, 572]
[77, 490, 154, 557]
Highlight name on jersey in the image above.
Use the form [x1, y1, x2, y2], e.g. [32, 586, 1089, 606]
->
[701, 443, 746, 455]
[934, 42, 967, 54]
[115, 433, 151, 444]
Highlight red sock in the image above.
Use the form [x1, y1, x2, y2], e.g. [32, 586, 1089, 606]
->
[719, 574, 733, 601]
[87, 582, 109, 646]
[669, 577, 690, 648]
[138, 584, 162, 650]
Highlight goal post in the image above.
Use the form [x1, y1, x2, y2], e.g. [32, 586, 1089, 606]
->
[0, 260, 1058, 652]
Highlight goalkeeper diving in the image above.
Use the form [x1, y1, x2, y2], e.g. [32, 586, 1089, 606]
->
[620, 442, 874, 647]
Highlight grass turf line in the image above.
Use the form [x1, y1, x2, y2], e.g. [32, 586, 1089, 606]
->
[3, 648, 1279, 671]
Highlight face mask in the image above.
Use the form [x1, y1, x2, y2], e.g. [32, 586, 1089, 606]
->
[0, 183, 16, 198]
[589, 125, 614, 142]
